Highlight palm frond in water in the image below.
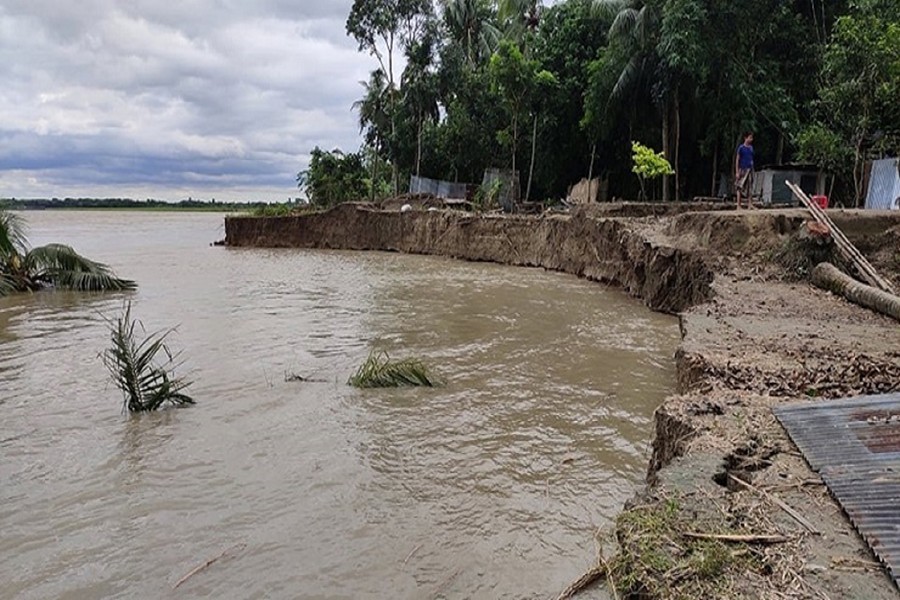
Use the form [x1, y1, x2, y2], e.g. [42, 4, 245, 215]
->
[348, 350, 441, 388]
[103, 303, 195, 412]
[0, 271, 16, 296]
[26, 244, 136, 292]
[0, 210, 28, 256]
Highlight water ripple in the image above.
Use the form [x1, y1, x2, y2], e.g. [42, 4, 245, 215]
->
[0, 211, 680, 600]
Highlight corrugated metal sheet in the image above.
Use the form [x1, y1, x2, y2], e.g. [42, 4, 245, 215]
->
[865, 158, 900, 210]
[409, 175, 469, 200]
[774, 393, 900, 588]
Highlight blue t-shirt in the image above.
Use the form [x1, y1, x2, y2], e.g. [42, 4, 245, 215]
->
[737, 144, 754, 170]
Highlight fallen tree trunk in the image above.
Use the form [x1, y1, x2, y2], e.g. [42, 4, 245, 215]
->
[812, 262, 900, 323]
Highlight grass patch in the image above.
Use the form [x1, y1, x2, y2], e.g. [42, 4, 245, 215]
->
[607, 496, 759, 599]
[348, 350, 441, 388]
[250, 203, 320, 217]
[103, 303, 195, 412]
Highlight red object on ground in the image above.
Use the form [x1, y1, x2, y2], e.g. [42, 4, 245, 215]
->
[811, 195, 828, 209]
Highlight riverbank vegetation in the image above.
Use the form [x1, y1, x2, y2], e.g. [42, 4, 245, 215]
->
[103, 303, 195, 412]
[0, 210, 135, 295]
[298, 0, 899, 207]
[348, 350, 441, 388]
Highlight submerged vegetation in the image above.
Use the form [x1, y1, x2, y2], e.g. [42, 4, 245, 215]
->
[348, 350, 441, 388]
[0, 210, 135, 296]
[103, 303, 195, 412]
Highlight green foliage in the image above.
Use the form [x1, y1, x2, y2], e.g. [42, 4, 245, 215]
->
[250, 202, 317, 217]
[474, 179, 503, 211]
[796, 123, 850, 175]
[0, 209, 135, 296]
[103, 303, 195, 413]
[337, 0, 894, 203]
[632, 141, 674, 200]
[348, 350, 441, 388]
[489, 39, 558, 188]
[632, 141, 675, 178]
[812, 2, 900, 203]
[297, 147, 389, 207]
[346, 0, 433, 55]
[442, 0, 501, 66]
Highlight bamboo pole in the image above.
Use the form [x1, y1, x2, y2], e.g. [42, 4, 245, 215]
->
[790, 181, 892, 292]
[787, 181, 880, 285]
[785, 181, 896, 294]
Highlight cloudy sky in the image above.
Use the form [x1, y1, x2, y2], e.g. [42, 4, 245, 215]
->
[0, 0, 373, 201]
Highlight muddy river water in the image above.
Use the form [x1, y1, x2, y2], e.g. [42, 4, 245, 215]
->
[0, 211, 680, 599]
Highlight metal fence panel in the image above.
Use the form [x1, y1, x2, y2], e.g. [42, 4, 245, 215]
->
[409, 176, 469, 200]
[865, 158, 900, 210]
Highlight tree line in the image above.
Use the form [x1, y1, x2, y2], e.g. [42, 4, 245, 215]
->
[298, 0, 900, 207]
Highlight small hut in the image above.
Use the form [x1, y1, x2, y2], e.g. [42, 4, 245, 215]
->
[753, 164, 826, 206]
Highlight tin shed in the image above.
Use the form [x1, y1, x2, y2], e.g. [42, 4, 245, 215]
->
[753, 165, 826, 206]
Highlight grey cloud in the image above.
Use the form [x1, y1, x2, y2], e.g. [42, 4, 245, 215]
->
[0, 0, 374, 200]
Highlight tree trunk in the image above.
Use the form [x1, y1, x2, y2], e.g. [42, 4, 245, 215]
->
[415, 117, 423, 177]
[588, 142, 596, 182]
[370, 144, 378, 203]
[511, 112, 518, 203]
[526, 114, 538, 202]
[812, 262, 900, 323]
[853, 137, 863, 207]
[387, 35, 398, 196]
[661, 103, 670, 202]
[710, 138, 719, 197]
[674, 93, 681, 201]
[776, 132, 784, 165]
[810, 0, 821, 43]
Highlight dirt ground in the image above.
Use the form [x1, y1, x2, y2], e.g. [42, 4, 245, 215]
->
[225, 205, 900, 598]
[619, 209, 900, 599]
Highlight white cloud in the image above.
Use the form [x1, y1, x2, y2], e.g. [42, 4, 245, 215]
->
[0, 0, 375, 201]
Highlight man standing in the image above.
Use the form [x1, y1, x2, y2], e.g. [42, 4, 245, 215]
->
[734, 132, 755, 209]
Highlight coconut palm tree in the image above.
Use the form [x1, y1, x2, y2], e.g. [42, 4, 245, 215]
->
[0, 209, 135, 296]
[592, 0, 675, 200]
[497, 0, 542, 43]
[593, 0, 659, 103]
[441, 0, 501, 65]
[353, 69, 392, 201]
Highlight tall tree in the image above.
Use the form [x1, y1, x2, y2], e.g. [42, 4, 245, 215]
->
[810, 0, 900, 204]
[441, 0, 501, 66]
[347, 0, 433, 194]
[592, 0, 673, 199]
[353, 70, 391, 201]
[489, 40, 555, 201]
[498, 0, 543, 43]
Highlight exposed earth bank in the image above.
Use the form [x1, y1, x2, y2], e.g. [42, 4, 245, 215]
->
[226, 204, 900, 599]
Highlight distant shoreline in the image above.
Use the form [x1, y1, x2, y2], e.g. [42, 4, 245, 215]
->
[1, 198, 293, 213]
[8, 206, 251, 213]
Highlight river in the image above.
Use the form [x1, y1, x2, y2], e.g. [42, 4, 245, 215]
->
[0, 210, 680, 599]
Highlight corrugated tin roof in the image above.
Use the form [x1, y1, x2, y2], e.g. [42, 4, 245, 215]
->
[774, 394, 900, 588]
[865, 158, 900, 210]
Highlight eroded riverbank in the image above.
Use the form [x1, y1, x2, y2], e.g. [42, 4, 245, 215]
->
[226, 204, 900, 598]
